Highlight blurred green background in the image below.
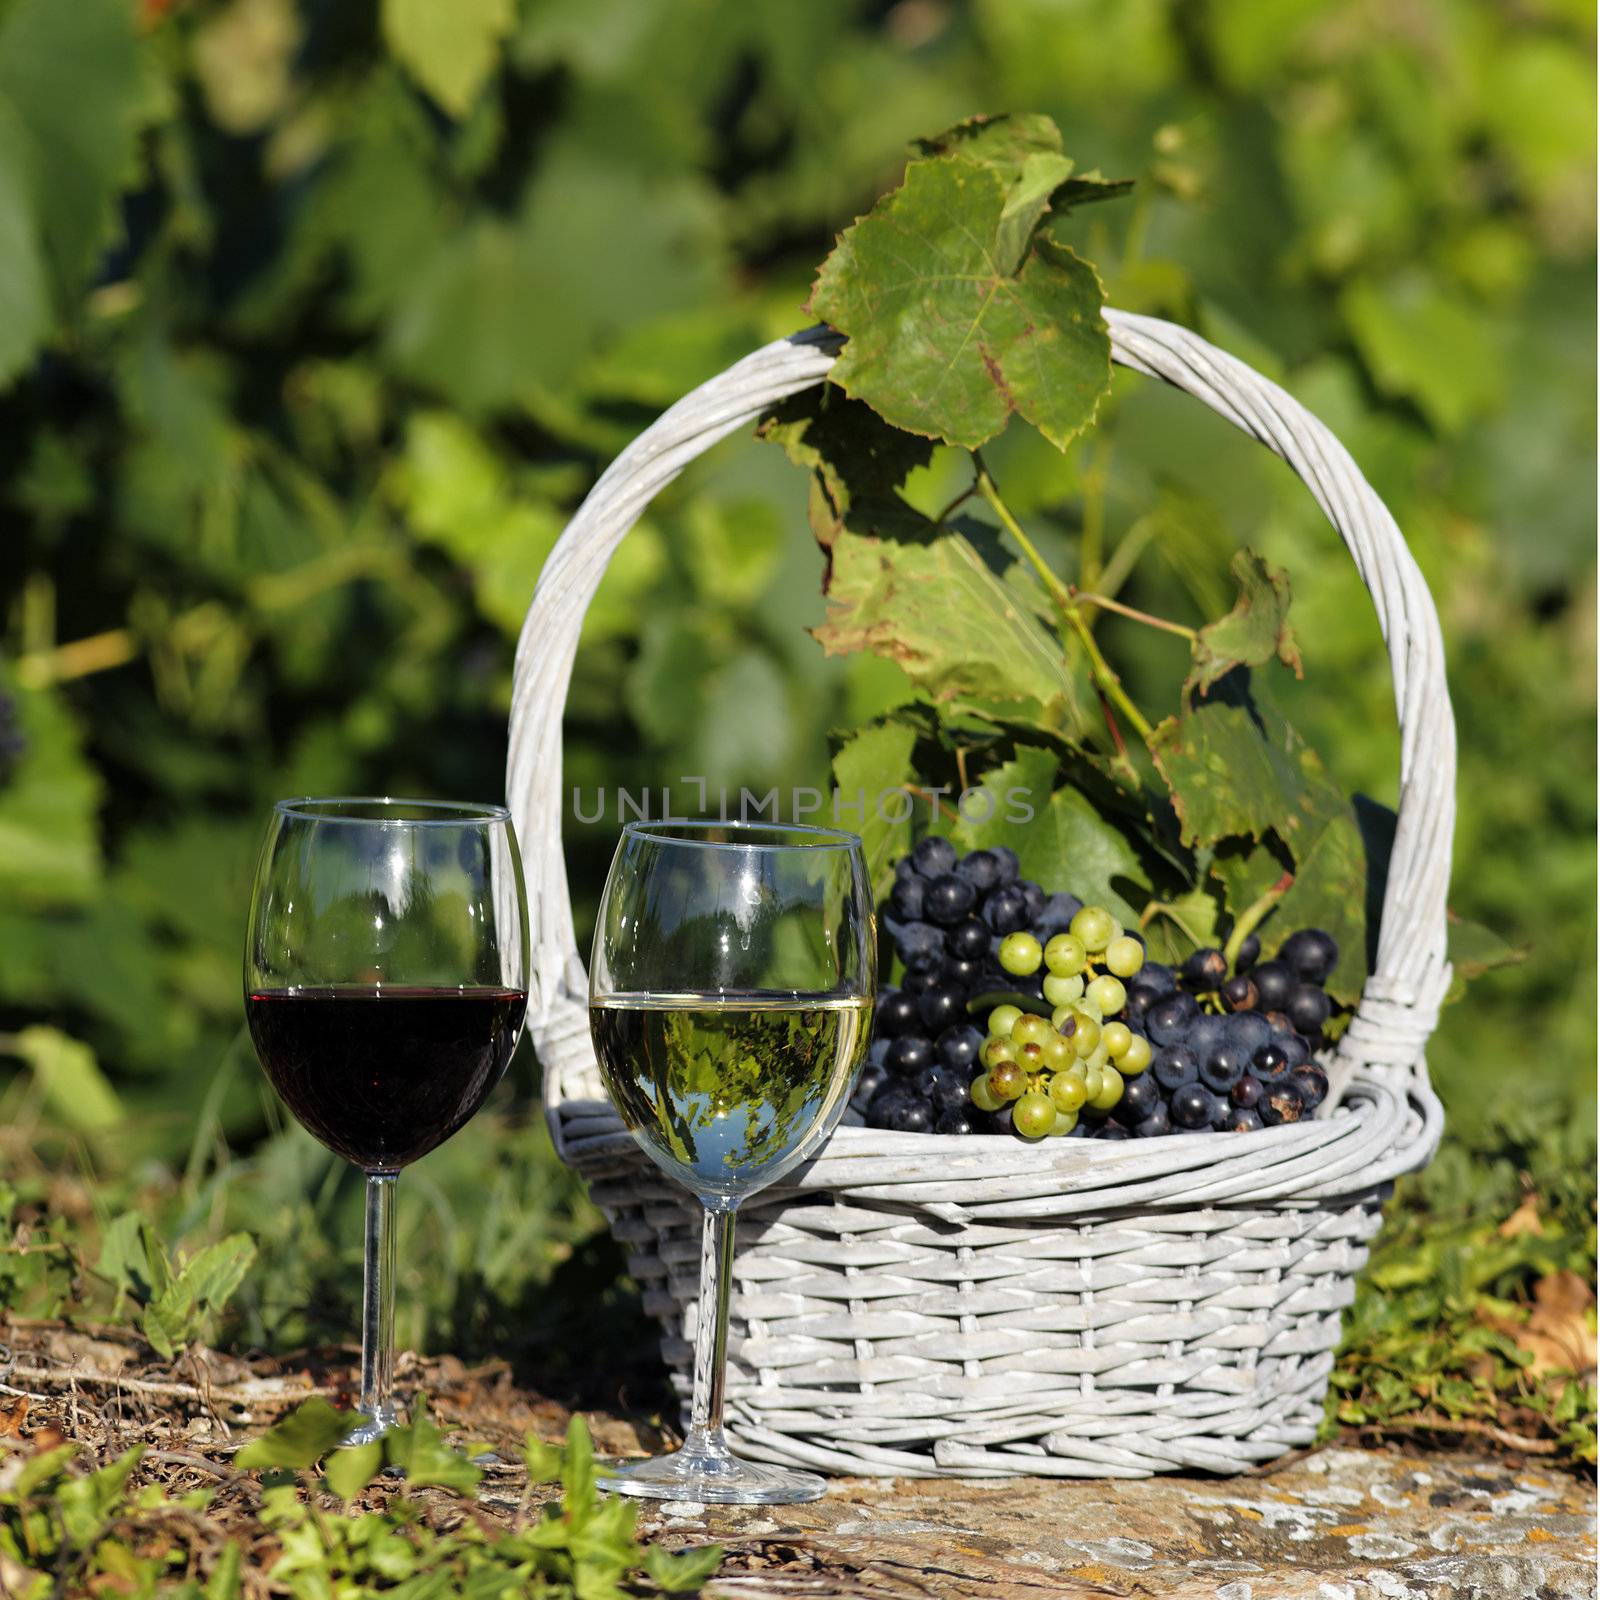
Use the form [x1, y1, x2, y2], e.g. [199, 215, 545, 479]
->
[0, 0, 1592, 1421]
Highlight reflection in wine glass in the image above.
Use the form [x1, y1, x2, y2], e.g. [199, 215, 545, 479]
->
[588, 821, 875, 1504]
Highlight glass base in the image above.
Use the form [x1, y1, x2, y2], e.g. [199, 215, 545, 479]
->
[340, 1402, 401, 1448]
[598, 1432, 825, 1505]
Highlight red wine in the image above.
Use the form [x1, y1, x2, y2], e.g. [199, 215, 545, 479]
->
[245, 987, 527, 1171]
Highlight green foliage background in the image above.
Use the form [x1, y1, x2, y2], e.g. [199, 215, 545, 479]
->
[0, 0, 1592, 1449]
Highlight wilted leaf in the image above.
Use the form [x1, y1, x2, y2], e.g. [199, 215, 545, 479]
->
[810, 154, 1111, 450]
[952, 746, 1148, 921]
[1186, 550, 1302, 697]
[235, 1399, 355, 1471]
[831, 721, 917, 900]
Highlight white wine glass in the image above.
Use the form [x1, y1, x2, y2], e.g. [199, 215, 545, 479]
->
[588, 821, 876, 1503]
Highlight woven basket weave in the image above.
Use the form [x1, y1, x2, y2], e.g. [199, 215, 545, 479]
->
[505, 313, 1453, 1478]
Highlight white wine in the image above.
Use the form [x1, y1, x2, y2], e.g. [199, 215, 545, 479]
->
[589, 992, 871, 1201]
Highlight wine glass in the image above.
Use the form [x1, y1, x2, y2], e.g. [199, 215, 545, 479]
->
[244, 798, 529, 1445]
[588, 820, 876, 1503]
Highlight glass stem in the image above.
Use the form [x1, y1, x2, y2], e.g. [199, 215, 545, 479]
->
[686, 1204, 736, 1454]
[360, 1171, 398, 1430]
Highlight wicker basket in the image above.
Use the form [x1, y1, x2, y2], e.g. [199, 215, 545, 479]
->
[505, 314, 1452, 1478]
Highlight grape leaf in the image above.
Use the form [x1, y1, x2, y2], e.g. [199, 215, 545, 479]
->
[831, 720, 917, 900]
[809, 153, 1111, 451]
[1446, 914, 1527, 1001]
[236, 1399, 355, 1471]
[1186, 549, 1303, 697]
[951, 746, 1148, 921]
[0, 108, 51, 389]
[381, 0, 515, 118]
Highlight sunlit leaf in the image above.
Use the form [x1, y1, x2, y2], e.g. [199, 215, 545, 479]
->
[236, 1400, 356, 1471]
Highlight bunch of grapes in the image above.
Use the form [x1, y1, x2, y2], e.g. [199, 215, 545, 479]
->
[850, 829, 1345, 1142]
[0, 693, 24, 788]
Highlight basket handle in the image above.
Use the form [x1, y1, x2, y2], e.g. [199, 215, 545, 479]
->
[507, 314, 1455, 1140]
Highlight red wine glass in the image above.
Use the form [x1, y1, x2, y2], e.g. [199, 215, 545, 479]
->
[244, 798, 529, 1444]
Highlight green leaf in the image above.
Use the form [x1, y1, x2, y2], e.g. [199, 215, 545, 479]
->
[205, 1538, 243, 1600]
[952, 747, 1148, 922]
[56, 1447, 141, 1545]
[382, 1403, 482, 1495]
[1446, 915, 1528, 1001]
[643, 1544, 724, 1593]
[381, 0, 515, 118]
[14, 1441, 77, 1497]
[1186, 550, 1302, 697]
[235, 1399, 357, 1471]
[0, 107, 51, 388]
[560, 1414, 596, 1526]
[0, 681, 103, 906]
[323, 1441, 383, 1502]
[810, 153, 1111, 451]
[4, 1026, 121, 1134]
[142, 1233, 257, 1357]
[521, 1436, 564, 1483]
[97, 1212, 169, 1305]
[0, 0, 149, 307]
[830, 720, 918, 901]
[810, 507, 1096, 741]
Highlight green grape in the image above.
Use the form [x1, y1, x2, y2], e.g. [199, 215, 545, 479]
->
[1080, 1062, 1106, 1101]
[1012, 1091, 1056, 1139]
[1086, 975, 1126, 1015]
[1043, 934, 1087, 976]
[1085, 1042, 1110, 1073]
[1011, 1013, 1050, 1047]
[970, 1073, 1003, 1112]
[1104, 935, 1144, 978]
[982, 1035, 1017, 1070]
[1088, 1067, 1125, 1111]
[987, 1004, 1023, 1037]
[1072, 1014, 1101, 1057]
[1049, 1107, 1078, 1135]
[998, 931, 1043, 976]
[1042, 972, 1085, 1007]
[1050, 1004, 1078, 1033]
[1101, 1021, 1132, 1060]
[1069, 905, 1117, 953]
[989, 1060, 1025, 1101]
[1119, 1034, 1152, 1075]
[1049, 1071, 1087, 1113]
[1015, 1040, 1046, 1073]
[1040, 1030, 1074, 1071]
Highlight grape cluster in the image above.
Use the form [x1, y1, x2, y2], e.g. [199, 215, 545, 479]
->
[852, 830, 1343, 1143]
[0, 693, 24, 788]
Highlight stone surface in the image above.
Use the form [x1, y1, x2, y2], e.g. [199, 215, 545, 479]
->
[636, 1448, 1595, 1600]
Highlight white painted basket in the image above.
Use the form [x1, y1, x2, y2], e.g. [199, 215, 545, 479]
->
[505, 314, 1453, 1477]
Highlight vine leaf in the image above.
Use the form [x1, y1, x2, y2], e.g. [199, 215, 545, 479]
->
[1151, 675, 1366, 1002]
[831, 720, 918, 900]
[808, 151, 1112, 451]
[1186, 550, 1303, 696]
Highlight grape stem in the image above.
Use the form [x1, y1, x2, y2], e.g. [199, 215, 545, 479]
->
[1071, 589, 1197, 641]
[1223, 871, 1294, 968]
[972, 459, 1155, 746]
[934, 482, 977, 528]
[903, 783, 961, 822]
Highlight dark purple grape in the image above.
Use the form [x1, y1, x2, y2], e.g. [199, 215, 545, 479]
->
[1220, 974, 1258, 1013]
[934, 1109, 975, 1135]
[955, 849, 1001, 893]
[1113, 1072, 1160, 1124]
[917, 982, 966, 1033]
[1264, 1010, 1296, 1037]
[1170, 1084, 1216, 1130]
[850, 1060, 890, 1110]
[886, 1035, 933, 1075]
[924, 874, 977, 926]
[1287, 984, 1332, 1036]
[1146, 993, 1199, 1046]
[1280, 928, 1339, 985]
[1200, 1044, 1247, 1094]
[1133, 961, 1177, 998]
[902, 967, 941, 996]
[935, 1024, 983, 1072]
[944, 958, 983, 988]
[980, 884, 1029, 935]
[894, 856, 919, 885]
[889, 876, 925, 922]
[864, 1085, 909, 1129]
[989, 846, 1020, 886]
[1152, 1043, 1200, 1091]
[1018, 880, 1045, 918]
[1123, 990, 1153, 1025]
[1209, 1094, 1233, 1130]
[1278, 1032, 1310, 1068]
[1259, 1087, 1303, 1126]
[1133, 1103, 1171, 1138]
[889, 1096, 935, 1133]
[1230, 1073, 1262, 1108]
[1031, 891, 1082, 941]
[1290, 1063, 1329, 1110]
[1250, 960, 1294, 1011]
[1252, 1042, 1290, 1081]
[1099, 1122, 1132, 1140]
[1226, 1107, 1263, 1133]
[1234, 933, 1261, 972]
[876, 991, 920, 1038]
[911, 837, 957, 877]
[1223, 1011, 1272, 1057]
[867, 1037, 889, 1067]
[890, 920, 945, 970]
[946, 917, 990, 962]
[1182, 948, 1228, 991]
[914, 1061, 969, 1110]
